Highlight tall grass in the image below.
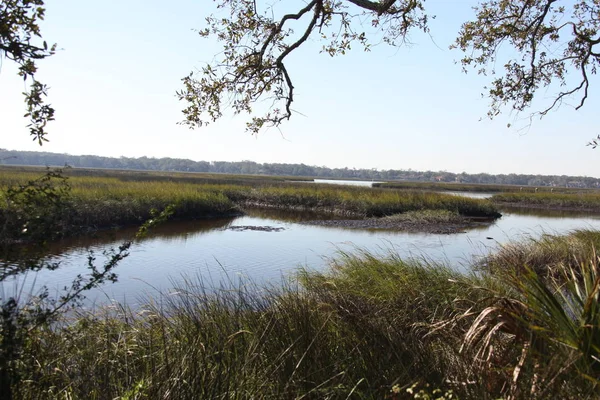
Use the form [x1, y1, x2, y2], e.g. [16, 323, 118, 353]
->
[225, 184, 500, 218]
[8, 235, 600, 399]
[375, 181, 595, 194]
[15, 251, 488, 399]
[0, 165, 314, 184]
[491, 192, 600, 211]
[0, 173, 239, 242]
[1, 168, 501, 241]
[69, 180, 237, 227]
[481, 229, 600, 277]
[461, 255, 600, 399]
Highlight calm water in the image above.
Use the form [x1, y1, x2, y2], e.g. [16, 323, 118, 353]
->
[313, 179, 382, 187]
[440, 191, 494, 199]
[5, 205, 600, 306]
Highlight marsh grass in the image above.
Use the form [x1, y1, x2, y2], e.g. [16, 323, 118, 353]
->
[12, 251, 489, 399]
[382, 210, 464, 224]
[0, 168, 500, 241]
[481, 229, 600, 277]
[375, 181, 594, 194]
[226, 185, 500, 218]
[7, 239, 600, 399]
[491, 192, 600, 211]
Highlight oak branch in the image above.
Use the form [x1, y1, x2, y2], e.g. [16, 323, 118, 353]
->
[178, 0, 599, 134]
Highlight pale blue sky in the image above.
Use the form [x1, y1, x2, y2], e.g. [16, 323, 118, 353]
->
[1, 0, 598, 176]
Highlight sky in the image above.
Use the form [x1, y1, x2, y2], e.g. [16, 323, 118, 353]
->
[1, 0, 599, 177]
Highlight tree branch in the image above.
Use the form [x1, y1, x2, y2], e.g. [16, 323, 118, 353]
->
[346, 0, 397, 14]
[178, 0, 426, 132]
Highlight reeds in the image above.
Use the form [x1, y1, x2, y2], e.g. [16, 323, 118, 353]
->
[481, 229, 600, 277]
[8, 238, 600, 399]
[375, 181, 593, 194]
[0, 168, 501, 241]
[491, 192, 600, 211]
[221, 184, 500, 218]
[16, 251, 482, 399]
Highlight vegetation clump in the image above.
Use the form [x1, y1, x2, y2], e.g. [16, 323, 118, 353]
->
[382, 209, 464, 224]
[480, 229, 600, 277]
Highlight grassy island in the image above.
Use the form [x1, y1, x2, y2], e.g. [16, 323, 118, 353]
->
[0, 167, 501, 241]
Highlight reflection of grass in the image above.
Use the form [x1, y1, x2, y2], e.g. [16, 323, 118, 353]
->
[1, 168, 501, 240]
[18, 239, 600, 399]
[491, 192, 600, 210]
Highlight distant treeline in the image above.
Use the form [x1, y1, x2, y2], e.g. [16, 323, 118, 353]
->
[1, 148, 599, 188]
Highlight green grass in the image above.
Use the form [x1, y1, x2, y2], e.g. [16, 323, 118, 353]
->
[0, 172, 240, 243]
[14, 251, 486, 399]
[0, 165, 315, 184]
[0, 167, 501, 241]
[13, 239, 600, 399]
[480, 229, 600, 277]
[374, 181, 596, 194]
[226, 184, 500, 218]
[491, 192, 600, 211]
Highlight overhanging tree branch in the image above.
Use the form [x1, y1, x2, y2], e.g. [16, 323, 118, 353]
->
[182, 0, 598, 136]
[0, 0, 56, 145]
[454, 0, 599, 120]
[178, 0, 428, 133]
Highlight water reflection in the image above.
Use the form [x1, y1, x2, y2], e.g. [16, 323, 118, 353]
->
[314, 179, 381, 187]
[43, 217, 237, 256]
[437, 191, 494, 199]
[244, 208, 346, 222]
[4, 206, 600, 307]
[499, 206, 600, 219]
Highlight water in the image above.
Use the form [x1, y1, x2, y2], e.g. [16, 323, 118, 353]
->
[439, 191, 494, 199]
[5, 206, 600, 307]
[313, 179, 382, 187]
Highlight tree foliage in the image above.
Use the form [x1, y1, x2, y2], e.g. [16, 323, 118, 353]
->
[3, 148, 600, 188]
[455, 0, 600, 120]
[180, 0, 599, 132]
[178, 0, 429, 133]
[0, 0, 56, 144]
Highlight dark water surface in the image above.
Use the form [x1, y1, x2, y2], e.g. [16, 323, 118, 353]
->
[5, 206, 600, 307]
